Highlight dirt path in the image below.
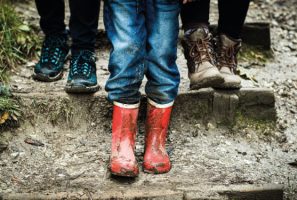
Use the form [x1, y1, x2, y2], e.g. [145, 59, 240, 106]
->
[0, 0, 297, 199]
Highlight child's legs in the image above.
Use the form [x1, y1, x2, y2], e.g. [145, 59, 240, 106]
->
[69, 0, 100, 51]
[145, 0, 180, 105]
[104, 0, 146, 104]
[35, 0, 66, 35]
[218, 0, 251, 39]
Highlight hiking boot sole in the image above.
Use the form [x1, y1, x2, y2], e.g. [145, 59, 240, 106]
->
[32, 54, 69, 82]
[64, 84, 100, 94]
[214, 82, 242, 90]
[32, 71, 64, 82]
[190, 75, 225, 90]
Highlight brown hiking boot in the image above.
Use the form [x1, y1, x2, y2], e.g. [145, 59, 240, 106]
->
[182, 27, 224, 90]
[215, 34, 242, 89]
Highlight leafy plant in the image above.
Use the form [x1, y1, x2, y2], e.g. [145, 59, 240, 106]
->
[0, 85, 21, 127]
[0, 0, 38, 127]
[0, 0, 40, 82]
[0, 97, 21, 125]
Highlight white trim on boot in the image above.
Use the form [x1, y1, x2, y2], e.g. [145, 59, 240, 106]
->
[148, 99, 174, 109]
[114, 101, 140, 109]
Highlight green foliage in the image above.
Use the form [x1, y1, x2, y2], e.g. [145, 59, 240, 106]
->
[238, 44, 273, 64]
[0, 84, 21, 127]
[237, 44, 274, 82]
[0, 97, 21, 122]
[0, 0, 40, 82]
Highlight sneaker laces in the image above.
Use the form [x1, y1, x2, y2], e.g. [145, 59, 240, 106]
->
[40, 35, 67, 67]
[71, 50, 96, 79]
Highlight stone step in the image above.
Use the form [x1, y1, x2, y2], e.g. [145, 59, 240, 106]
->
[96, 22, 271, 50]
[0, 87, 280, 198]
[13, 87, 275, 128]
[0, 184, 283, 200]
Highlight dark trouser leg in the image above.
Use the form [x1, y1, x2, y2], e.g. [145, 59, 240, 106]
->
[35, 0, 66, 35]
[69, 0, 100, 51]
[218, 0, 251, 39]
[180, 0, 210, 31]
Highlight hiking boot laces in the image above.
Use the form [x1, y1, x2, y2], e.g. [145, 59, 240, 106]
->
[189, 34, 216, 67]
[217, 44, 239, 73]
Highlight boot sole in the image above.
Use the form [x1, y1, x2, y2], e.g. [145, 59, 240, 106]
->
[143, 162, 172, 175]
[64, 84, 100, 94]
[110, 171, 139, 178]
[143, 169, 170, 174]
[190, 75, 225, 90]
[214, 82, 242, 90]
[32, 71, 63, 82]
[32, 53, 69, 82]
[110, 164, 139, 177]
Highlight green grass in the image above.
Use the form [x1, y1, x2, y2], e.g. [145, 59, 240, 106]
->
[0, 0, 38, 127]
[0, 0, 40, 82]
[0, 97, 21, 120]
[0, 85, 21, 127]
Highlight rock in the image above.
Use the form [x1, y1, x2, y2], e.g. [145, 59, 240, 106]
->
[11, 152, 20, 159]
[0, 142, 8, 153]
[206, 122, 215, 131]
[192, 129, 199, 138]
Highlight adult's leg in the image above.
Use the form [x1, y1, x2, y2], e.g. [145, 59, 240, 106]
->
[180, 0, 223, 90]
[69, 0, 100, 51]
[215, 0, 250, 89]
[64, 0, 101, 93]
[33, 0, 69, 82]
[180, 0, 210, 31]
[218, 0, 251, 39]
[35, 0, 66, 35]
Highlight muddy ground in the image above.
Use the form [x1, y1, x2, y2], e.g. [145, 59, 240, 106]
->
[0, 0, 297, 199]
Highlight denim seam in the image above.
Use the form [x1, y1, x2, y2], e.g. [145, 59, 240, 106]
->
[137, 0, 140, 13]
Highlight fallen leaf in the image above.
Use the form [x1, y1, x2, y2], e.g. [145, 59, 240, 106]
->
[24, 138, 44, 147]
[18, 24, 30, 32]
[237, 67, 258, 83]
[0, 112, 9, 124]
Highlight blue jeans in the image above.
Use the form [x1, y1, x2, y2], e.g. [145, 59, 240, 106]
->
[104, 0, 180, 105]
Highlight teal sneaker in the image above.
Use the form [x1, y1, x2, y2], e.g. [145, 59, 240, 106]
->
[33, 34, 69, 82]
[65, 50, 100, 93]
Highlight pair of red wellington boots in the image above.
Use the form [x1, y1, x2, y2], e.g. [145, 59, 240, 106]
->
[110, 100, 173, 177]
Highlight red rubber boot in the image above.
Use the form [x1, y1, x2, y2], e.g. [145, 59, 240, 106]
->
[110, 103, 139, 177]
[143, 100, 173, 174]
